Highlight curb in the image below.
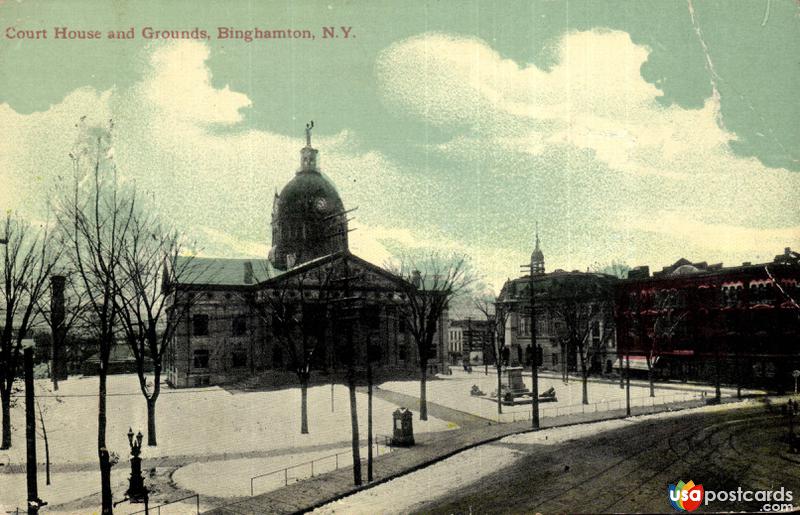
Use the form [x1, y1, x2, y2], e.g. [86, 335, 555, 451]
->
[292, 397, 726, 515]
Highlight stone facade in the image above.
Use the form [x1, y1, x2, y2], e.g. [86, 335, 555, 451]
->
[497, 235, 618, 376]
[165, 129, 448, 388]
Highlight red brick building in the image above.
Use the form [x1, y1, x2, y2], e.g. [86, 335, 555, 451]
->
[615, 248, 800, 389]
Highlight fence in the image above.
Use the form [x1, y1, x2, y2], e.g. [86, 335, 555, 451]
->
[250, 437, 394, 496]
[129, 494, 200, 515]
[492, 391, 705, 423]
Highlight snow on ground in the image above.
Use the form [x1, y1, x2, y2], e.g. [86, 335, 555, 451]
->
[3, 375, 450, 467]
[174, 443, 397, 498]
[0, 469, 129, 514]
[380, 368, 744, 422]
[313, 399, 762, 515]
[0, 374, 451, 511]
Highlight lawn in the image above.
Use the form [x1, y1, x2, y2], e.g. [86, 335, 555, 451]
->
[0, 374, 451, 512]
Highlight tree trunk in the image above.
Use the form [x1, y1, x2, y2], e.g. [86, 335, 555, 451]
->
[98, 368, 113, 514]
[647, 355, 655, 398]
[1, 388, 11, 449]
[580, 356, 589, 405]
[420, 365, 428, 421]
[496, 358, 503, 414]
[367, 361, 373, 483]
[619, 354, 624, 389]
[736, 354, 742, 399]
[146, 396, 158, 446]
[36, 400, 50, 485]
[300, 376, 309, 435]
[347, 374, 362, 486]
[146, 363, 161, 446]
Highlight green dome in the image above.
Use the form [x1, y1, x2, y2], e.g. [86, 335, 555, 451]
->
[268, 144, 349, 270]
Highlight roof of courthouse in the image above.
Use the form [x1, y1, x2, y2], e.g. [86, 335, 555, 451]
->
[172, 256, 279, 287]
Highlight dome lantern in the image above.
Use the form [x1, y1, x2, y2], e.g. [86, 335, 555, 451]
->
[268, 122, 348, 271]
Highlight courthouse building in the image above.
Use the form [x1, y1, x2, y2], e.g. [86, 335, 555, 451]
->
[164, 127, 448, 387]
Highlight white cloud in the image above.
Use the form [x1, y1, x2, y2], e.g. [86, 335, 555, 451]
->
[0, 40, 462, 283]
[376, 30, 800, 270]
[3, 34, 798, 294]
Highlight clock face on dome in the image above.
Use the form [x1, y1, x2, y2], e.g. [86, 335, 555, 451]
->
[314, 197, 328, 211]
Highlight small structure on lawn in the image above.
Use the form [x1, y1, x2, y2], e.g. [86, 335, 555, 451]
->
[500, 366, 530, 404]
[539, 386, 557, 402]
[391, 408, 415, 447]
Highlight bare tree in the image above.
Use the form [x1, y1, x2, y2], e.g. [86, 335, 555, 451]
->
[650, 290, 687, 397]
[386, 252, 475, 420]
[114, 212, 199, 446]
[55, 121, 136, 514]
[549, 276, 614, 405]
[475, 295, 510, 414]
[0, 214, 60, 449]
[253, 263, 334, 435]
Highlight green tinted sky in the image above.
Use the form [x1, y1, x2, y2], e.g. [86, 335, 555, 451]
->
[1, 0, 798, 289]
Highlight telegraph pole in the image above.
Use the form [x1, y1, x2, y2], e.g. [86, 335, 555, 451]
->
[625, 352, 631, 417]
[520, 263, 540, 430]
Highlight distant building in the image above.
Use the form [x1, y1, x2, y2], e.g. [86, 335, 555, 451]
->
[616, 248, 800, 388]
[164, 126, 448, 388]
[448, 319, 493, 366]
[497, 232, 618, 376]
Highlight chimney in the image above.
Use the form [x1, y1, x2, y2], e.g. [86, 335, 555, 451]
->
[786, 247, 792, 256]
[411, 270, 421, 288]
[243, 261, 254, 284]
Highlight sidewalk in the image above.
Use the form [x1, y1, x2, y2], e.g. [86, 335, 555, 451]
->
[444, 365, 762, 396]
[204, 394, 719, 515]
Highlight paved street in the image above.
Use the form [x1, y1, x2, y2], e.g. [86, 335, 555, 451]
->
[207, 394, 722, 514]
[354, 399, 798, 514]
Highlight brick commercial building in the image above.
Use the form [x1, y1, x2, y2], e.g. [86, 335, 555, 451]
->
[164, 127, 447, 387]
[615, 249, 800, 389]
[498, 233, 800, 390]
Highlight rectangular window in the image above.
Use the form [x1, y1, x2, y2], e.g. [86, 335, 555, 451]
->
[193, 349, 209, 369]
[193, 314, 209, 336]
[232, 316, 247, 336]
[232, 348, 247, 368]
[399, 318, 406, 333]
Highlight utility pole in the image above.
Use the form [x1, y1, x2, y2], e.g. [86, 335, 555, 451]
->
[24, 339, 46, 514]
[367, 336, 374, 483]
[521, 263, 540, 430]
[625, 352, 631, 417]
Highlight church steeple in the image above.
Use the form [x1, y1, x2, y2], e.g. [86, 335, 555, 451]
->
[531, 223, 545, 275]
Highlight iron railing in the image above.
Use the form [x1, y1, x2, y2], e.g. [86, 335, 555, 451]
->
[249, 438, 394, 496]
[129, 493, 200, 515]
[492, 391, 705, 423]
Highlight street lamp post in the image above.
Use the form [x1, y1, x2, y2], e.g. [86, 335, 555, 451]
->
[23, 339, 46, 515]
[125, 428, 149, 513]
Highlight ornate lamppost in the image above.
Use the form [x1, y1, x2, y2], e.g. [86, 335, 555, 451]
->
[125, 428, 149, 512]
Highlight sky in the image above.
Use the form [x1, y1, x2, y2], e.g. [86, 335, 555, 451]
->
[1, 0, 798, 292]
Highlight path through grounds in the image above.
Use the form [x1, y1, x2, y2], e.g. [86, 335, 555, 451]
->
[206, 391, 724, 514]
